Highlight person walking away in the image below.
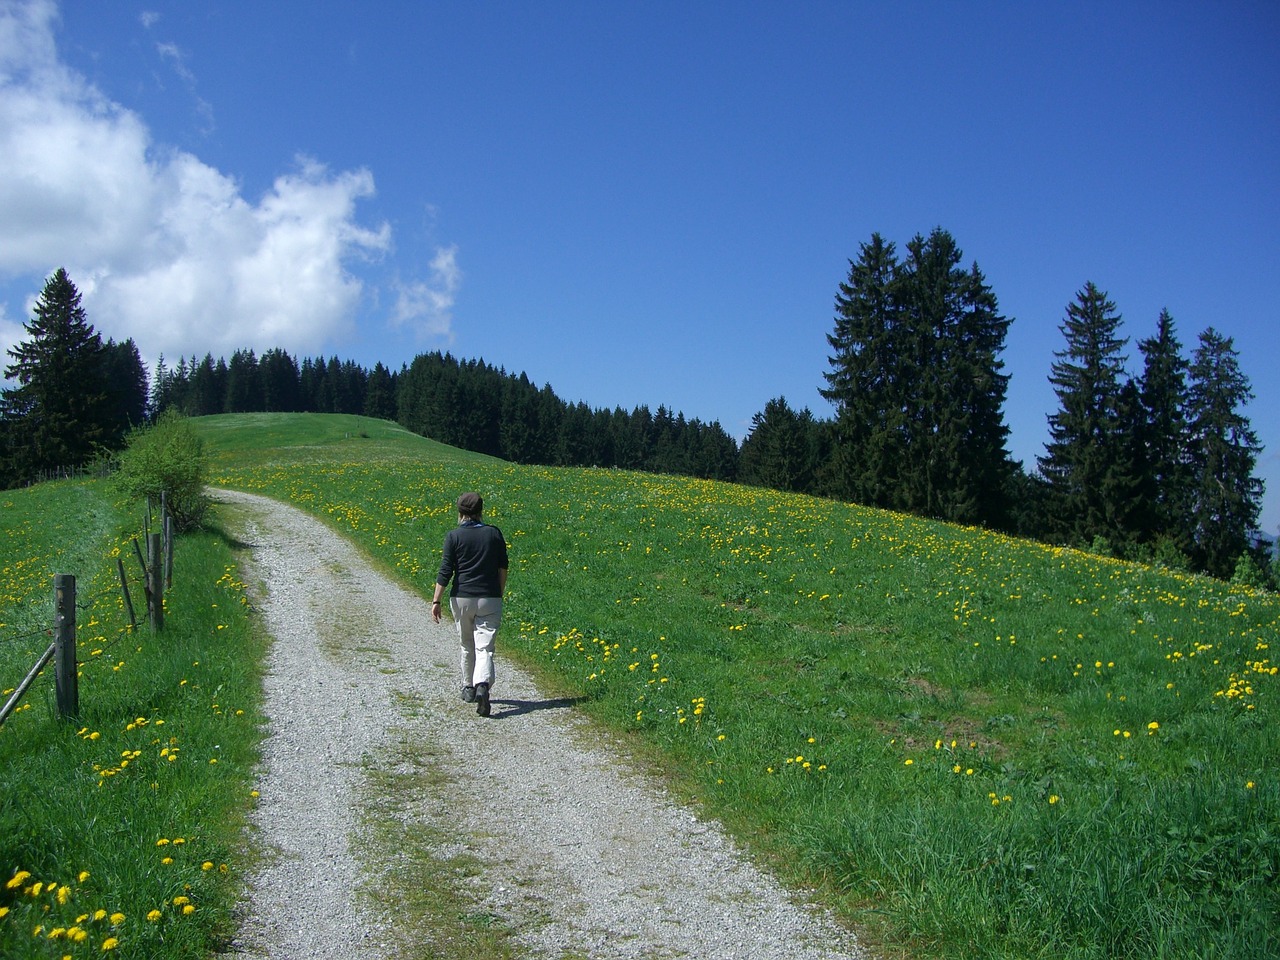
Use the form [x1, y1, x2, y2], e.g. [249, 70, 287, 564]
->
[432, 492, 509, 717]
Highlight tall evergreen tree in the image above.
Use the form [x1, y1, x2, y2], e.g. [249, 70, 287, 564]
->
[739, 396, 818, 493]
[260, 348, 300, 412]
[498, 372, 538, 463]
[955, 261, 1016, 526]
[821, 233, 903, 506]
[101, 337, 150, 437]
[695, 420, 741, 482]
[896, 230, 1013, 525]
[822, 229, 1013, 526]
[1136, 309, 1192, 551]
[151, 354, 173, 415]
[1, 268, 112, 481]
[188, 354, 224, 416]
[225, 349, 260, 413]
[335, 359, 369, 415]
[364, 362, 397, 420]
[1184, 328, 1264, 578]
[1038, 282, 1133, 548]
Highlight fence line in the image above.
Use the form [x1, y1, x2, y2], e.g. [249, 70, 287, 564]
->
[0, 497, 173, 729]
[0, 641, 56, 726]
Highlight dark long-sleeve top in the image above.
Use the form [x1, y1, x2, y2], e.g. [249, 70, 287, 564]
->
[436, 521, 509, 598]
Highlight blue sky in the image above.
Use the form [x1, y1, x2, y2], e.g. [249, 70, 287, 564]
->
[2, 0, 1276, 532]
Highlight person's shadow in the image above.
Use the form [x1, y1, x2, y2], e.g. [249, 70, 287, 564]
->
[487, 696, 586, 719]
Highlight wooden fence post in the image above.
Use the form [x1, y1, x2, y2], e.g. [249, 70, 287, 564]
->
[117, 556, 137, 630]
[164, 510, 174, 589]
[148, 532, 164, 631]
[54, 573, 79, 719]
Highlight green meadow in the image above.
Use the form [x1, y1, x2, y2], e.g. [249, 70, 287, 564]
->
[3, 412, 1276, 959]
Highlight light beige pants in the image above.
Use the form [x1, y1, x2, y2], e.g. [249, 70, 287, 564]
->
[450, 596, 502, 688]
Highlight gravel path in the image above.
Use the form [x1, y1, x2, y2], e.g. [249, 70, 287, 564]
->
[215, 488, 869, 960]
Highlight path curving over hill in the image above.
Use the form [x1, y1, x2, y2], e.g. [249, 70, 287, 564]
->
[214, 488, 868, 960]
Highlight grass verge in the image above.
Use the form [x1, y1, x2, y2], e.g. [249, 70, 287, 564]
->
[1, 479, 266, 958]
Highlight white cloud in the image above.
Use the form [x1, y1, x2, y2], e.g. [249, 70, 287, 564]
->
[155, 39, 214, 134]
[0, 0, 454, 366]
[391, 245, 460, 343]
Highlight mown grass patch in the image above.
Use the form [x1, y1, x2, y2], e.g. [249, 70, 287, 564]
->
[203, 413, 1278, 960]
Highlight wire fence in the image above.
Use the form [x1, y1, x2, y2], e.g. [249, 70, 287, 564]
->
[0, 498, 173, 728]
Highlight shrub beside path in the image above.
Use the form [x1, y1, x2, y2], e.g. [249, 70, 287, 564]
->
[214, 488, 869, 960]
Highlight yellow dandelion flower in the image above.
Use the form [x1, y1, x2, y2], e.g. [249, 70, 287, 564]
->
[102, 937, 119, 950]
[146, 910, 162, 922]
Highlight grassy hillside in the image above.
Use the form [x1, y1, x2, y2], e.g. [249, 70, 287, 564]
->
[4, 413, 1274, 959]
[200, 413, 1276, 960]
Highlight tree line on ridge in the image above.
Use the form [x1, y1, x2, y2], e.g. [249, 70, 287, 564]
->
[1, 239, 1270, 587]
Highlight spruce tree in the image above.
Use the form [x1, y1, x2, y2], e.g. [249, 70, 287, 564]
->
[739, 396, 818, 493]
[260, 348, 301, 412]
[897, 230, 1012, 526]
[1136, 309, 1192, 553]
[101, 337, 149, 439]
[1185, 328, 1263, 578]
[1038, 282, 1132, 548]
[821, 233, 903, 506]
[823, 229, 1013, 526]
[364, 362, 398, 421]
[1, 268, 112, 480]
[225, 349, 260, 413]
[188, 355, 223, 416]
[956, 261, 1015, 526]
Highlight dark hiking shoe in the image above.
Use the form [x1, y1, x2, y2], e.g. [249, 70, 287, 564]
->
[461, 685, 476, 703]
[475, 683, 491, 717]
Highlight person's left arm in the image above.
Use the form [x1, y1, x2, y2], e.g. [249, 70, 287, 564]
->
[433, 533, 455, 621]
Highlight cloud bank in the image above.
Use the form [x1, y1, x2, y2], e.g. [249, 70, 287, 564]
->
[0, 0, 456, 365]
